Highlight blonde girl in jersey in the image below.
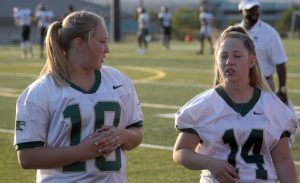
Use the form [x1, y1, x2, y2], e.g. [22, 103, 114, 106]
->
[173, 26, 297, 183]
[14, 11, 143, 183]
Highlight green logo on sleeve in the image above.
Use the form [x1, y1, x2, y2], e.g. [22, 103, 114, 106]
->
[16, 120, 26, 131]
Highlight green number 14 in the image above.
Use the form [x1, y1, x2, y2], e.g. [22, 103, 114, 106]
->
[222, 129, 267, 179]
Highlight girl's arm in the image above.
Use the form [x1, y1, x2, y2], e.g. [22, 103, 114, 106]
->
[173, 132, 239, 182]
[271, 137, 297, 183]
[118, 127, 142, 151]
[17, 130, 119, 169]
[97, 125, 142, 151]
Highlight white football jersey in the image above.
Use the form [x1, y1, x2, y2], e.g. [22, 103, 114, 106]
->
[35, 10, 54, 28]
[14, 66, 143, 183]
[199, 12, 213, 36]
[158, 11, 172, 27]
[175, 87, 297, 183]
[138, 13, 150, 29]
[13, 8, 32, 26]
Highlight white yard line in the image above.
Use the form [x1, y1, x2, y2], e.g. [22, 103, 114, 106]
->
[0, 128, 14, 134]
[0, 128, 173, 150]
[139, 143, 173, 151]
[0, 92, 19, 98]
[0, 63, 43, 67]
[134, 80, 300, 94]
[133, 80, 211, 89]
[155, 67, 212, 73]
[141, 103, 180, 110]
[0, 87, 21, 92]
[0, 87, 21, 98]
[1, 128, 300, 165]
[0, 72, 37, 78]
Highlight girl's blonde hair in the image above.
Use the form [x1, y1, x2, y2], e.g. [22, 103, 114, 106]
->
[40, 11, 105, 86]
[213, 26, 271, 92]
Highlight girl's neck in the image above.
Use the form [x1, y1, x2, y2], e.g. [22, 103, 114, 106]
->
[222, 84, 254, 103]
[70, 69, 95, 91]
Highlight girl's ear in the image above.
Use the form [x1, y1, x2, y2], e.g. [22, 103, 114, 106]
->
[249, 55, 256, 68]
[71, 37, 84, 51]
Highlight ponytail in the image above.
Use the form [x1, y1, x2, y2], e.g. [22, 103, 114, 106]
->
[40, 21, 71, 86]
[40, 11, 105, 86]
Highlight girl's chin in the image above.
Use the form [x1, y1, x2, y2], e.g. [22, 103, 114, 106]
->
[97, 64, 103, 70]
[99, 58, 104, 64]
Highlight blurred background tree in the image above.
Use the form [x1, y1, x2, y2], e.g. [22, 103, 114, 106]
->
[172, 7, 199, 40]
[276, 5, 300, 38]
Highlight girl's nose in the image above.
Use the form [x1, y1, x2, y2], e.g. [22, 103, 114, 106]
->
[106, 44, 110, 53]
[225, 56, 234, 65]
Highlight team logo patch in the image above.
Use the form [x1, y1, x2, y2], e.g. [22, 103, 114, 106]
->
[16, 120, 26, 131]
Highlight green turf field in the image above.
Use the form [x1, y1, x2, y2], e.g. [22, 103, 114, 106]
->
[0, 40, 299, 182]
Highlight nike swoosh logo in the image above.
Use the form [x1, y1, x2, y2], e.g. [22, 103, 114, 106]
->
[113, 84, 123, 89]
[253, 111, 264, 115]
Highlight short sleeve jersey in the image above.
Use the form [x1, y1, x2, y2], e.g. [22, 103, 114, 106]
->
[175, 87, 297, 183]
[239, 20, 287, 77]
[138, 12, 150, 30]
[14, 66, 144, 183]
[158, 11, 172, 28]
[199, 12, 213, 36]
[35, 10, 54, 28]
[13, 8, 32, 26]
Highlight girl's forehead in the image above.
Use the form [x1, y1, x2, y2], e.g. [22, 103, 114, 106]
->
[219, 38, 245, 50]
[94, 23, 108, 36]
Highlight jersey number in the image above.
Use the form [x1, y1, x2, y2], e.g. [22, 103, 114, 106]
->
[222, 129, 267, 179]
[62, 102, 121, 172]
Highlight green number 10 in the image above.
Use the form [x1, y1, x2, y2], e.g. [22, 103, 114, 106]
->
[62, 101, 121, 172]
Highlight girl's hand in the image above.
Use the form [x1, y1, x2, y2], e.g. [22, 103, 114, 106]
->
[208, 158, 239, 183]
[92, 126, 121, 157]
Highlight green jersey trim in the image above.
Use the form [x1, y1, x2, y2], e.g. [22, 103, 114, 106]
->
[215, 86, 261, 117]
[126, 120, 143, 129]
[179, 128, 197, 135]
[179, 128, 203, 142]
[15, 141, 44, 151]
[69, 70, 101, 94]
[280, 131, 291, 138]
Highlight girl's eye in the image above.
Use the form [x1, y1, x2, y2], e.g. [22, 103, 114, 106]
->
[220, 55, 227, 59]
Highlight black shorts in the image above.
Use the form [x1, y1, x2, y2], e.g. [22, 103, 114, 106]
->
[137, 28, 149, 38]
[163, 26, 171, 36]
[22, 25, 31, 41]
[40, 26, 47, 44]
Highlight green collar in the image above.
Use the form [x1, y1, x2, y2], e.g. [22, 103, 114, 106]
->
[215, 86, 261, 117]
[69, 70, 101, 94]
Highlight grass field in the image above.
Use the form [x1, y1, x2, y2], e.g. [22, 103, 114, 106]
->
[0, 39, 299, 182]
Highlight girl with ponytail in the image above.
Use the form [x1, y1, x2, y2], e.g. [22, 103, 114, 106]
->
[14, 11, 143, 183]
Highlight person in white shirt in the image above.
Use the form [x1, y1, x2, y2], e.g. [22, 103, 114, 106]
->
[13, 7, 33, 58]
[197, 6, 214, 55]
[62, 5, 74, 20]
[158, 6, 172, 49]
[237, 0, 288, 105]
[136, 7, 150, 54]
[35, 3, 54, 58]
[14, 11, 143, 183]
[173, 25, 297, 183]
